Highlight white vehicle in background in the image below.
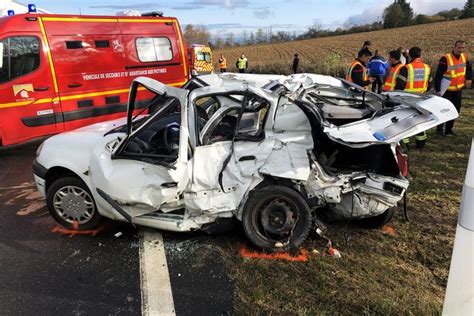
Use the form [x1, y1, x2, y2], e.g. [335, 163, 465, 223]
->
[33, 73, 458, 252]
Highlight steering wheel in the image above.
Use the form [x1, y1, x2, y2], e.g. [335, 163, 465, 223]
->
[163, 123, 180, 156]
[126, 137, 151, 154]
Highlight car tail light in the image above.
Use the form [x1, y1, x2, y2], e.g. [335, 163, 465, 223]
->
[396, 145, 409, 177]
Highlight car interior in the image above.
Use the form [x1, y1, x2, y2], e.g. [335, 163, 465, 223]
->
[302, 85, 384, 126]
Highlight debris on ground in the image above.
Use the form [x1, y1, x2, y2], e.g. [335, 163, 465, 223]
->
[381, 224, 397, 236]
[114, 232, 123, 238]
[328, 246, 342, 258]
[239, 244, 309, 262]
[51, 225, 104, 237]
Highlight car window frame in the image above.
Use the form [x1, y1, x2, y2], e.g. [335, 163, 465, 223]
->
[0, 35, 41, 84]
[196, 91, 270, 146]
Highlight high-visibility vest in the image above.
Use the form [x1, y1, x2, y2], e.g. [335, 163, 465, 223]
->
[383, 63, 404, 91]
[346, 59, 368, 84]
[219, 57, 227, 69]
[405, 58, 430, 93]
[444, 53, 467, 91]
[237, 58, 247, 69]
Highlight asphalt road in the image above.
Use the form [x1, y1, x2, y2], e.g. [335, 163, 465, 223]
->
[0, 139, 234, 315]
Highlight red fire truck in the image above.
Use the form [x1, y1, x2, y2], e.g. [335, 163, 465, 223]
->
[0, 12, 189, 146]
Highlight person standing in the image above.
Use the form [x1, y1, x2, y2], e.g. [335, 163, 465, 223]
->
[236, 54, 248, 73]
[368, 50, 389, 93]
[397, 47, 410, 65]
[346, 48, 375, 89]
[383, 50, 407, 91]
[292, 53, 300, 74]
[362, 40, 371, 50]
[218, 54, 227, 73]
[403, 46, 431, 149]
[434, 40, 472, 136]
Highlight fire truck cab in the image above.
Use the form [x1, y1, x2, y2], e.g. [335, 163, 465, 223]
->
[0, 12, 188, 147]
[187, 44, 213, 76]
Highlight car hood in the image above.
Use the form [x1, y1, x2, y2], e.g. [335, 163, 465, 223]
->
[36, 118, 128, 171]
[74, 117, 128, 133]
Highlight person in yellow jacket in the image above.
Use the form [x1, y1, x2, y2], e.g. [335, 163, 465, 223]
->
[236, 54, 248, 73]
[434, 40, 472, 136]
[383, 50, 406, 91]
[402, 47, 432, 149]
[218, 54, 227, 73]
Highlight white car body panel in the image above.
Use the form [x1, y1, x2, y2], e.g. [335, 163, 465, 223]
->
[324, 94, 458, 144]
[34, 74, 458, 231]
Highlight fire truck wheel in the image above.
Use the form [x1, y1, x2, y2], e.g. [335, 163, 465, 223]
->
[46, 177, 102, 230]
[242, 185, 312, 252]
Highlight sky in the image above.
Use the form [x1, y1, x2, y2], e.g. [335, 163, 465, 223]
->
[14, 0, 467, 38]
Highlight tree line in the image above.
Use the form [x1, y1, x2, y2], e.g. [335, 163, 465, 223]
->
[183, 0, 474, 49]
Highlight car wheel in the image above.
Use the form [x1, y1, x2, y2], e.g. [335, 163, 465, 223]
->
[358, 207, 396, 228]
[46, 177, 101, 230]
[242, 185, 312, 252]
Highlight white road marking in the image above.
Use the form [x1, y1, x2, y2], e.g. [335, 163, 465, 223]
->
[140, 230, 176, 316]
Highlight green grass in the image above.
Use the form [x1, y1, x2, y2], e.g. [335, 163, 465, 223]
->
[220, 90, 473, 315]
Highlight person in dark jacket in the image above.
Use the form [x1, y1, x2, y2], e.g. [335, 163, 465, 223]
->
[292, 53, 300, 74]
[346, 48, 375, 88]
[434, 40, 472, 136]
[368, 50, 389, 93]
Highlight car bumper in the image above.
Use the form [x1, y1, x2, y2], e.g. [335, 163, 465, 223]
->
[32, 159, 47, 197]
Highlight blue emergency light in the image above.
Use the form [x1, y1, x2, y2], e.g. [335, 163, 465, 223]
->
[7, 10, 15, 16]
[28, 4, 37, 13]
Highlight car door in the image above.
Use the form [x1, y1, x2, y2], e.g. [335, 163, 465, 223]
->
[89, 77, 190, 219]
[184, 91, 275, 213]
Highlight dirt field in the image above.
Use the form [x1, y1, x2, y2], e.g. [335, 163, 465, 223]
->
[216, 18, 474, 75]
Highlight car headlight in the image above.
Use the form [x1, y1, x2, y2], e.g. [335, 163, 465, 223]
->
[36, 142, 44, 158]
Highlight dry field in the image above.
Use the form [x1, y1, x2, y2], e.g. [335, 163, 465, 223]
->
[216, 18, 474, 76]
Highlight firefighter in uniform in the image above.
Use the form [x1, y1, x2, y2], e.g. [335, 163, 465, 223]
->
[383, 50, 406, 91]
[434, 40, 472, 136]
[402, 47, 431, 149]
[236, 54, 248, 73]
[218, 54, 227, 73]
[346, 48, 374, 88]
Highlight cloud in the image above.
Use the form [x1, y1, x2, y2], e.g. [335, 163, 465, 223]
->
[172, 0, 249, 10]
[171, 4, 203, 10]
[344, 0, 465, 26]
[410, 0, 465, 15]
[89, 3, 158, 10]
[195, 23, 242, 30]
[345, 1, 388, 26]
[253, 7, 275, 20]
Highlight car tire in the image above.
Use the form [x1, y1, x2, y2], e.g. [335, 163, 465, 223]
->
[358, 207, 396, 228]
[46, 176, 102, 230]
[242, 185, 312, 252]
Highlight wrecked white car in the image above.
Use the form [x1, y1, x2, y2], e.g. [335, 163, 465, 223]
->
[33, 73, 458, 251]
